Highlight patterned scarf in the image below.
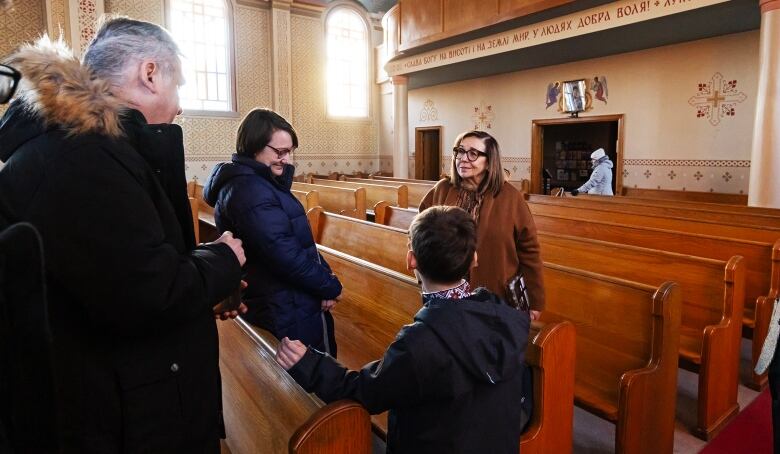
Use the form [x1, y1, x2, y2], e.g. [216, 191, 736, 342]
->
[456, 187, 484, 225]
[421, 280, 472, 305]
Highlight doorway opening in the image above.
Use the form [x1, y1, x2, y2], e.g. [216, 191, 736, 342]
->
[531, 114, 624, 195]
[414, 126, 442, 181]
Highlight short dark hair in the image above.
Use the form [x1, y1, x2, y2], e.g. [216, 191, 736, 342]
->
[236, 108, 298, 158]
[409, 206, 477, 284]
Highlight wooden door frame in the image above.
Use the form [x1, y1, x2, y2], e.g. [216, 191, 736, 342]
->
[414, 126, 443, 180]
[530, 114, 624, 195]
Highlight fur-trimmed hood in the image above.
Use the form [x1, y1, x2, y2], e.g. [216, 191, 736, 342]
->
[3, 35, 124, 139]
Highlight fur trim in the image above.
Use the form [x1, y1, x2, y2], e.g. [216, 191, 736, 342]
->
[6, 35, 124, 138]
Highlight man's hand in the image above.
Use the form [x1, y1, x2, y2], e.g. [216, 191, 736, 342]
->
[321, 298, 339, 311]
[276, 337, 307, 370]
[215, 280, 248, 320]
[570, 189, 579, 196]
[214, 231, 246, 266]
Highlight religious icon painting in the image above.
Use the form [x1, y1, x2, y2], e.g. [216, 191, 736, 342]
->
[591, 76, 608, 104]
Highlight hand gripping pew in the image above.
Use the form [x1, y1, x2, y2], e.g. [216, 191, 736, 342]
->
[217, 317, 373, 454]
[292, 182, 367, 221]
[317, 245, 576, 453]
[539, 233, 745, 440]
[540, 263, 681, 454]
[532, 212, 780, 391]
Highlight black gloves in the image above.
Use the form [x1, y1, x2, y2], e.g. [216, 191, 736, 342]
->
[571, 189, 579, 196]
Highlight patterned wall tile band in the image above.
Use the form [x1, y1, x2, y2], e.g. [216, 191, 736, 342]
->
[623, 159, 751, 167]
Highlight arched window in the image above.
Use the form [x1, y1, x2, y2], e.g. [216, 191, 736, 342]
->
[167, 0, 235, 113]
[326, 7, 369, 118]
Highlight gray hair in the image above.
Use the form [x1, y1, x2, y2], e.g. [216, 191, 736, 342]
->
[83, 16, 181, 86]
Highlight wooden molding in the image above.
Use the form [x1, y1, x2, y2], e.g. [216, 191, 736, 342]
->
[760, 0, 780, 12]
[391, 75, 408, 85]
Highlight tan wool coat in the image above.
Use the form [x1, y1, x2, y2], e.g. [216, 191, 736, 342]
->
[419, 179, 546, 311]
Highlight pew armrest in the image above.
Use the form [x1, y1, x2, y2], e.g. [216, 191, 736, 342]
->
[289, 400, 372, 454]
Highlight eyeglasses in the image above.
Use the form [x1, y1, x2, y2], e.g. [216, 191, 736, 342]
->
[266, 144, 295, 159]
[453, 146, 487, 162]
[0, 64, 21, 104]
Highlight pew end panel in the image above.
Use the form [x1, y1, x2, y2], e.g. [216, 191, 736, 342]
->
[520, 320, 576, 454]
[373, 202, 418, 230]
[289, 400, 372, 454]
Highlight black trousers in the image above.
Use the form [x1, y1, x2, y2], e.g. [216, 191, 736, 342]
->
[769, 337, 780, 454]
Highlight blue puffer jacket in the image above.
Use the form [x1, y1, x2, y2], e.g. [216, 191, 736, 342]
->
[204, 155, 342, 352]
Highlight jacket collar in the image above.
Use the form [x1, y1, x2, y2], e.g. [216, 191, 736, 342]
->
[230, 154, 294, 190]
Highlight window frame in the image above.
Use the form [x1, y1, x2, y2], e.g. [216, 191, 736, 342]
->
[323, 3, 373, 123]
[164, 0, 239, 118]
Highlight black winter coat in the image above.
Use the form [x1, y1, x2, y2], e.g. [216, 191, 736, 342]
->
[289, 288, 531, 454]
[204, 155, 342, 353]
[0, 41, 242, 453]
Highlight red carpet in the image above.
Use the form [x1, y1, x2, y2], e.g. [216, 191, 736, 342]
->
[700, 389, 772, 454]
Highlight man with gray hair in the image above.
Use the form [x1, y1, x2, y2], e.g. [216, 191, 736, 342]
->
[0, 17, 245, 452]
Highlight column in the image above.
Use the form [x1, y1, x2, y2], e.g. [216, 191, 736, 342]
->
[270, 0, 293, 121]
[748, 0, 780, 207]
[67, 0, 103, 57]
[392, 75, 409, 178]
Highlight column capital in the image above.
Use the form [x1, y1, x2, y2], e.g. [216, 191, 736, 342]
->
[760, 0, 780, 13]
[391, 75, 408, 86]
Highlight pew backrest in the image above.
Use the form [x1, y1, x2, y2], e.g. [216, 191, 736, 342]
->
[312, 178, 409, 209]
[373, 202, 419, 230]
[290, 189, 320, 212]
[293, 182, 367, 220]
[345, 177, 431, 207]
[621, 187, 748, 205]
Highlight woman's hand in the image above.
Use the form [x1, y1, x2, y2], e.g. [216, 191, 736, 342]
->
[321, 298, 339, 311]
[530, 310, 541, 321]
[276, 337, 307, 370]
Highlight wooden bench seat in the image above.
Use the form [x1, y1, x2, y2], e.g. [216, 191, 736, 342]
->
[292, 182, 367, 220]
[539, 232, 745, 439]
[318, 245, 576, 453]
[529, 194, 780, 229]
[217, 318, 373, 454]
[373, 202, 419, 230]
[311, 178, 409, 209]
[533, 212, 780, 391]
[541, 263, 681, 454]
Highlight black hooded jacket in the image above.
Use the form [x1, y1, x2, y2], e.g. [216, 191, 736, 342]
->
[289, 288, 531, 454]
[0, 38, 242, 452]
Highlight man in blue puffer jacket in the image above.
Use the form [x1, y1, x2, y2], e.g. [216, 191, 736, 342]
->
[204, 108, 342, 355]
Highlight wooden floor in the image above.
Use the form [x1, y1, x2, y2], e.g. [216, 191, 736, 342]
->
[571, 338, 761, 453]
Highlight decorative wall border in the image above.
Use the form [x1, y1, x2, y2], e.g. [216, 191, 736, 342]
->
[623, 159, 750, 167]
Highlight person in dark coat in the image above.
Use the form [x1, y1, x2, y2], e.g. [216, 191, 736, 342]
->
[0, 18, 245, 453]
[204, 108, 342, 355]
[276, 206, 531, 454]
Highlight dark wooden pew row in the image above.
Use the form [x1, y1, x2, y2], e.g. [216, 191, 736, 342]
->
[307, 207, 412, 277]
[541, 263, 681, 454]
[311, 178, 410, 209]
[580, 193, 780, 217]
[533, 212, 780, 391]
[318, 245, 576, 453]
[218, 317, 373, 454]
[528, 198, 780, 244]
[373, 202, 419, 230]
[539, 233, 744, 440]
[620, 187, 748, 205]
[344, 177, 431, 208]
[292, 182, 367, 221]
[527, 194, 780, 229]
[290, 189, 319, 212]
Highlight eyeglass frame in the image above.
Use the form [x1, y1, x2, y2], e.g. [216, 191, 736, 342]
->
[265, 144, 295, 159]
[0, 64, 21, 104]
[452, 146, 488, 163]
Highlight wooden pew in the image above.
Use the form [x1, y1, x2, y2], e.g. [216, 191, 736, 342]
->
[373, 202, 419, 230]
[509, 179, 531, 194]
[541, 263, 681, 454]
[218, 317, 373, 454]
[539, 233, 745, 439]
[580, 193, 780, 217]
[292, 182, 367, 221]
[528, 199, 780, 244]
[290, 189, 319, 212]
[318, 245, 576, 453]
[307, 207, 411, 277]
[527, 194, 780, 229]
[188, 182, 218, 243]
[370, 175, 433, 184]
[533, 212, 780, 391]
[303, 172, 340, 182]
[621, 187, 748, 205]
[311, 178, 409, 209]
[344, 177, 431, 208]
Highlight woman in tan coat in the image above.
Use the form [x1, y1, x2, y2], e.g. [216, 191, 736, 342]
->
[419, 130, 545, 318]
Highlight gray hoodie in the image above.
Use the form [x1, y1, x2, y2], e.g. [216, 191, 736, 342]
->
[578, 157, 614, 195]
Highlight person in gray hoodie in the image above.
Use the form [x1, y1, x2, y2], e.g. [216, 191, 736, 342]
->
[571, 147, 614, 196]
[276, 206, 531, 454]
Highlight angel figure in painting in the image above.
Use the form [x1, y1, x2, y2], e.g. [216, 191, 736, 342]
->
[592, 76, 608, 104]
[546, 81, 560, 109]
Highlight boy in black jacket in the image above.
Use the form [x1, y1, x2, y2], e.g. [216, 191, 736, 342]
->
[276, 206, 531, 454]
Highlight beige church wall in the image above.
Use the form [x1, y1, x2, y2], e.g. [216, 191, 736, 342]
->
[406, 30, 759, 194]
[378, 81, 394, 174]
[290, 13, 379, 177]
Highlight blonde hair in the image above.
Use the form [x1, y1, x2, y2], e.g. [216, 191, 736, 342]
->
[449, 130, 505, 197]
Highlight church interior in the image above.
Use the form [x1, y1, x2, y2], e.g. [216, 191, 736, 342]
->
[1, 0, 779, 452]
